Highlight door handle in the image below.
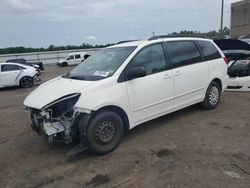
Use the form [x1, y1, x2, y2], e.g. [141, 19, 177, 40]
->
[174, 71, 182, 76]
[163, 73, 172, 79]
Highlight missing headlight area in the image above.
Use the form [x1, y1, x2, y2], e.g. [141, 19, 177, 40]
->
[29, 94, 81, 143]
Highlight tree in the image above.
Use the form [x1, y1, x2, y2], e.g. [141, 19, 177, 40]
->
[223, 27, 230, 35]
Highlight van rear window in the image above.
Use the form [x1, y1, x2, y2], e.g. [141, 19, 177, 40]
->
[197, 41, 221, 61]
[75, 54, 81, 59]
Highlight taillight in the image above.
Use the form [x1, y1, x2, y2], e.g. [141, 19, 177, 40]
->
[223, 57, 229, 64]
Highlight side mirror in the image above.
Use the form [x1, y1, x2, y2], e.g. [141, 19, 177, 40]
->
[127, 67, 146, 80]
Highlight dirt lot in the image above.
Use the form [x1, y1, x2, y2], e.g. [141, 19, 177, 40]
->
[0, 65, 250, 188]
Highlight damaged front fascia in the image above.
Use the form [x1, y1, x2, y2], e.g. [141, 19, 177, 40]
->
[28, 93, 95, 154]
[42, 93, 81, 110]
[34, 93, 84, 142]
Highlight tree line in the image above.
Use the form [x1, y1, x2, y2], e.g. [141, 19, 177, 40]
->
[0, 43, 113, 55]
[0, 27, 230, 55]
[166, 27, 230, 38]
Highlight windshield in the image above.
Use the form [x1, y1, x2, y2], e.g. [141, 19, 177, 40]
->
[66, 47, 136, 81]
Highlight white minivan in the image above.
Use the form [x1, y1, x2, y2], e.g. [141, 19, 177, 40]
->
[57, 52, 88, 67]
[24, 37, 229, 155]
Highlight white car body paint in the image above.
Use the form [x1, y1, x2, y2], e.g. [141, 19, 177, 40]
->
[57, 52, 87, 66]
[0, 63, 38, 88]
[24, 76, 92, 109]
[24, 38, 229, 146]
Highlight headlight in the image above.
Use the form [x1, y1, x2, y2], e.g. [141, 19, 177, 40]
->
[42, 93, 80, 118]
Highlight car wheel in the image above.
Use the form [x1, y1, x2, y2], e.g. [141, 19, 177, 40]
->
[20, 77, 34, 88]
[86, 110, 124, 155]
[62, 62, 68, 67]
[201, 81, 221, 110]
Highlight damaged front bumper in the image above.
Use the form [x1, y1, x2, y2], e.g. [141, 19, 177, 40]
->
[25, 93, 95, 155]
[29, 108, 77, 143]
[29, 107, 93, 156]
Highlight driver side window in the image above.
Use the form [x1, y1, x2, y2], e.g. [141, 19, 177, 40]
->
[127, 43, 167, 76]
[67, 55, 74, 60]
[1, 65, 20, 72]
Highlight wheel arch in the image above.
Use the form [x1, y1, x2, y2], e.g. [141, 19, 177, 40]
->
[19, 75, 34, 85]
[211, 78, 222, 91]
[94, 105, 130, 133]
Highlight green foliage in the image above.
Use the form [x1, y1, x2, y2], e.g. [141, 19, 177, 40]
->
[166, 27, 230, 39]
[0, 43, 113, 55]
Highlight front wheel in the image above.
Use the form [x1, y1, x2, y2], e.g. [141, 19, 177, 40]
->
[86, 110, 124, 155]
[201, 81, 221, 110]
[62, 62, 68, 67]
[19, 77, 34, 88]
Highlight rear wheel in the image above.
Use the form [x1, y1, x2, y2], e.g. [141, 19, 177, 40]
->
[86, 110, 124, 155]
[20, 77, 34, 88]
[201, 81, 221, 110]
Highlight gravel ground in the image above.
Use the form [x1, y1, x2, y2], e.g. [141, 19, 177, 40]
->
[0, 65, 250, 188]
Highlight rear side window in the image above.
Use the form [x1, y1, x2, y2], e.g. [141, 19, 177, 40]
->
[166, 41, 202, 67]
[75, 54, 81, 59]
[1, 65, 20, 72]
[197, 41, 221, 61]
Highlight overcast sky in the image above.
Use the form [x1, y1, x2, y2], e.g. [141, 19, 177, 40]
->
[0, 0, 240, 48]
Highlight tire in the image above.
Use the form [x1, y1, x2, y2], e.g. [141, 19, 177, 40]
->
[201, 81, 221, 110]
[19, 77, 34, 88]
[86, 110, 124, 155]
[62, 62, 68, 67]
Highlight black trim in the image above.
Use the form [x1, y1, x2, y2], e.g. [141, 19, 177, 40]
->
[116, 40, 139, 44]
[227, 86, 243, 89]
[148, 35, 207, 41]
[78, 113, 93, 149]
[194, 41, 205, 61]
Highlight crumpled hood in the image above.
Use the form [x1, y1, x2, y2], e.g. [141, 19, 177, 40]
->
[24, 77, 92, 109]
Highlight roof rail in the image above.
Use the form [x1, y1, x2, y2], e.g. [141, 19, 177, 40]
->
[148, 35, 207, 41]
[116, 40, 139, 44]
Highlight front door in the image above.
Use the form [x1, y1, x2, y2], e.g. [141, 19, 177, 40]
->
[126, 43, 174, 125]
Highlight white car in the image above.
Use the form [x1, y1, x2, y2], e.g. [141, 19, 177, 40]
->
[227, 59, 250, 91]
[214, 39, 250, 92]
[24, 37, 229, 155]
[57, 52, 88, 67]
[0, 62, 40, 88]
